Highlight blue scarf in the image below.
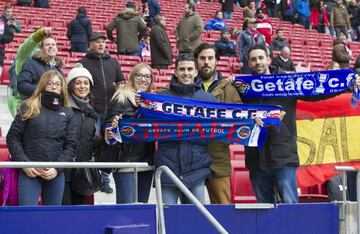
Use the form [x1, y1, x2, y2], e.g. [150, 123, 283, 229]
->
[138, 92, 283, 128]
[106, 93, 284, 147]
[234, 70, 359, 106]
[112, 118, 267, 147]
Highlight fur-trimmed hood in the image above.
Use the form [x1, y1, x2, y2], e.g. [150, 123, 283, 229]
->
[32, 50, 64, 68]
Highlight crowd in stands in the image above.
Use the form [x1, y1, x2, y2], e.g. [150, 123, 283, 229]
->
[0, 0, 360, 206]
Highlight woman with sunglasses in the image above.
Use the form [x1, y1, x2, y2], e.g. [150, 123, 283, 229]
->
[103, 62, 155, 204]
[7, 70, 77, 206]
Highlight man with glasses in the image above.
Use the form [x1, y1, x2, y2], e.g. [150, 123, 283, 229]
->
[155, 53, 216, 204]
[79, 32, 124, 194]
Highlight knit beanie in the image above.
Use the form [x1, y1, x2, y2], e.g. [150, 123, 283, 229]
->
[66, 63, 94, 86]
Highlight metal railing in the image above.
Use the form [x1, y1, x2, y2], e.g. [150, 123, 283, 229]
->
[334, 166, 360, 234]
[0, 161, 149, 203]
[154, 165, 229, 234]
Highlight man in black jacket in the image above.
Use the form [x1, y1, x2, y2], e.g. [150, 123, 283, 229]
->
[150, 15, 172, 69]
[271, 46, 296, 72]
[78, 32, 125, 194]
[238, 44, 360, 204]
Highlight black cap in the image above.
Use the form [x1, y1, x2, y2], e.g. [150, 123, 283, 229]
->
[126, 1, 135, 9]
[89, 32, 106, 42]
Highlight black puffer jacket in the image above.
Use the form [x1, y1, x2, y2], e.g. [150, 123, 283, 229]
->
[103, 94, 155, 167]
[66, 12, 92, 44]
[64, 95, 98, 182]
[78, 51, 124, 114]
[6, 105, 77, 165]
[17, 50, 64, 98]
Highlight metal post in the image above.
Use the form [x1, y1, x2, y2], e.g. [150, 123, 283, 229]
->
[155, 166, 228, 234]
[133, 167, 138, 204]
[155, 167, 166, 234]
[342, 171, 347, 202]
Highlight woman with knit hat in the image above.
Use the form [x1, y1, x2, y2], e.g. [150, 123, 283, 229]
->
[62, 63, 99, 205]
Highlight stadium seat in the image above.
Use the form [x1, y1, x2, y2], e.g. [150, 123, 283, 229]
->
[229, 144, 245, 161]
[230, 160, 257, 203]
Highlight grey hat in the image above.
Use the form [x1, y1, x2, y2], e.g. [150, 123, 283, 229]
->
[89, 32, 106, 42]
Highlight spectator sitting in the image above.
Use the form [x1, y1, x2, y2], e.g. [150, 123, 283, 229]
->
[204, 11, 227, 31]
[271, 46, 296, 72]
[332, 34, 352, 68]
[17, 0, 31, 7]
[215, 29, 236, 57]
[135, 35, 151, 57]
[3, 3, 22, 33]
[0, 12, 14, 77]
[67, 7, 93, 53]
[255, 8, 272, 45]
[327, 61, 340, 70]
[270, 29, 290, 52]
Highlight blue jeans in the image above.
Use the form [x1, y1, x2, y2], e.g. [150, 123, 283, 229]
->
[18, 170, 65, 206]
[249, 166, 298, 203]
[297, 15, 310, 29]
[113, 171, 153, 204]
[223, 12, 233, 19]
[162, 180, 205, 205]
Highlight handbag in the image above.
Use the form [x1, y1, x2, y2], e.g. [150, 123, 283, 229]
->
[94, 138, 123, 173]
[71, 167, 102, 196]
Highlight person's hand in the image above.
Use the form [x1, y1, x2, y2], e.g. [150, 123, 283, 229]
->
[253, 116, 264, 127]
[280, 111, 286, 121]
[40, 168, 58, 180]
[43, 27, 52, 35]
[111, 114, 122, 128]
[226, 75, 235, 84]
[355, 74, 360, 91]
[23, 168, 42, 178]
[135, 93, 141, 106]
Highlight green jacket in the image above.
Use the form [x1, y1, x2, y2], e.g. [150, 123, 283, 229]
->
[175, 12, 203, 53]
[106, 8, 146, 54]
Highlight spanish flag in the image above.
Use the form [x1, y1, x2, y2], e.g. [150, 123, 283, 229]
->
[296, 93, 360, 188]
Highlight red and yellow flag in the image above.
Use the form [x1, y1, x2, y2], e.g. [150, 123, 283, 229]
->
[296, 93, 360, 188]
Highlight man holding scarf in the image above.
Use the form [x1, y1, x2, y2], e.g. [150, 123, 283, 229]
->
[156, 53, 216, 204]
[236, 44, 360, 204]
[194, 43, 241, 204]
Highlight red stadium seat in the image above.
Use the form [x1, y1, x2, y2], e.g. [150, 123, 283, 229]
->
[229, 144, 245, 161]
[231, 161, 257, 203]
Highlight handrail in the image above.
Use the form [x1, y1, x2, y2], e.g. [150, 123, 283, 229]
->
[0, 162, 149, 203]
[0, 162, 149, 168]
[334, 166, 360, 234]
[155, 165, 229, 234]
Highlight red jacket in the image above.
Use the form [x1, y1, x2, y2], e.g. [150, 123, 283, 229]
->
[310, 8, 329, 27]
[256, 17, 272, 45]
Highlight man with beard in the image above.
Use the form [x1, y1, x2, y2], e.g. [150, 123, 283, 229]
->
[233, 44, 360, 204]
[194, 43, 241, 204]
